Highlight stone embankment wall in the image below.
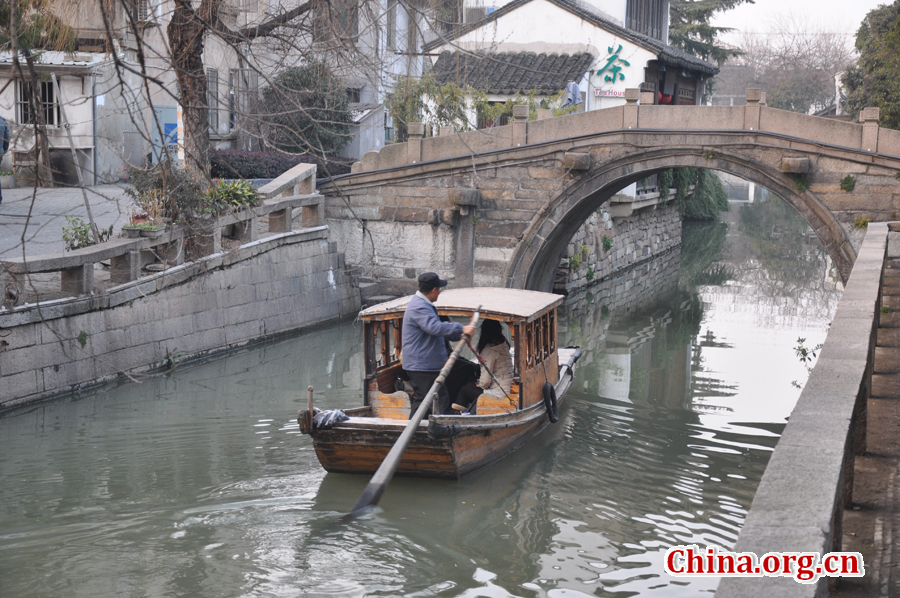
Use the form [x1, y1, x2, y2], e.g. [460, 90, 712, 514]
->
[559, 201, 681, 292]
[0, 228, 359, 410]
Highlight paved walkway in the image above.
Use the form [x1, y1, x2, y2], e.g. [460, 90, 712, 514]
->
[0, 184, 130, 259]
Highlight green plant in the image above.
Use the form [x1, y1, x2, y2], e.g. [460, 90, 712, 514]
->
[0, 170, 13, 176]
[206, 179, 258, 210]
[791, 337, 823, 389]
[602, 235, 613, 252]
[132, 221, 164, 231]
[703, 149, 716, 161]
[586, 266, 594, 280]
[794, 175, 811, 192]
[470, 214, 480, 225]
[895, 171, 900, 181]
[77, 330, 88, 349]
[61, 216, 113, 251]
[853, 215, 871, 228]
[568, 254, 581, 271]
[840, 175, 857, 192]
[600, 304, 610, 320]
[164, 348, 184, 370]
[882, 306, 891, 314]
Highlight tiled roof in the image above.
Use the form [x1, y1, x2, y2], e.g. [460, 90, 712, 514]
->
[432, 51, 595, 95]
[423, 0, 719, 77]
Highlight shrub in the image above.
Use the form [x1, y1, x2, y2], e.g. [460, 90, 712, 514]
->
[840, 175, 856, 192]
[853, 214, 871, 228]
[125, 160, 205, 223]
[258, 61, 352, 156]
[794, 175, 811, 192]
[209, 150, 354, 179]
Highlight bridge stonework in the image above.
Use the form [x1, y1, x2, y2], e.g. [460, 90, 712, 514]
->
[321, 96, 900, 292]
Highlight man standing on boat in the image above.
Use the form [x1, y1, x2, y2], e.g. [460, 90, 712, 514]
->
[402, 272, 476, 418]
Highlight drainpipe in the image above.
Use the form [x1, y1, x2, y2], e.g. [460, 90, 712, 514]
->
[91, 70, 97, 185]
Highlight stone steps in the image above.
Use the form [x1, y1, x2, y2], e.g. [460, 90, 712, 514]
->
[874, 259, 900, 387]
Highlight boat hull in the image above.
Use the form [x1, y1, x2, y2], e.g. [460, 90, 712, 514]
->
[310, 409, 550, 479]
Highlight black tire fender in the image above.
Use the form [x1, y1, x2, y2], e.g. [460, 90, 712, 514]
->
[542, 382, 559, 423]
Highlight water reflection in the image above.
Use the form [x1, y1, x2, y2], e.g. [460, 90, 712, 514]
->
[0, 192, 842, 597]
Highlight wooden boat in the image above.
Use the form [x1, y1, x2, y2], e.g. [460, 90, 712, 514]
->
[298, 287, 582, 479]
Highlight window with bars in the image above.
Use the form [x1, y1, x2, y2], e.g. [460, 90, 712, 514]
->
[625, 0, 667, 41]
[207, 69, 219, 132]
[130, 0, 152, 22]
[17, 80, 60, 127]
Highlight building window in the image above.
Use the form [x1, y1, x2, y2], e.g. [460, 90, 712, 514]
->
[626, 0, 666, 42]
[405, 2, 417, 53]
[229, 68, 259, 132]
[346, 87, 361, 103]
[314, 0, 358, 43]
[18, 80, 60, 127]
[386, 1, 396, 50]
[207, 68, 219, 132]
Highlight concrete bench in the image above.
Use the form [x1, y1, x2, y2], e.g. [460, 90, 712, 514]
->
[1, 228, 185, 296]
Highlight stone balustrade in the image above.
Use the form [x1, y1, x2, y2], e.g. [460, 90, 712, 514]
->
[1, 163, 322, 303]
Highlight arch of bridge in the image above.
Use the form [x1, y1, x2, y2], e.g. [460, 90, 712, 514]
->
[508, 145, 858, 291]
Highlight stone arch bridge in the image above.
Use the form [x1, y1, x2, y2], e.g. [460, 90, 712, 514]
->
[320, 90, 900, 292]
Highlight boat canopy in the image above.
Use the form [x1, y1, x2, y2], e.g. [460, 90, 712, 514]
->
[358, 288, 564, 323]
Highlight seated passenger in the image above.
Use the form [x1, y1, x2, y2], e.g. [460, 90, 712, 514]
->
[456, 320, 514, 413]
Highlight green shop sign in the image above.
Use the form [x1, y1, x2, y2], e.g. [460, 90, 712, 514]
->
[597, 44, 630, 83]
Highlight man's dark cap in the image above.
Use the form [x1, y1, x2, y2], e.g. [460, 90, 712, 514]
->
[418, 272, 448, 292]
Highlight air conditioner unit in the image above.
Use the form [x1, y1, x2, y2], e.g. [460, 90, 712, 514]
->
[465, 7, 486, 22]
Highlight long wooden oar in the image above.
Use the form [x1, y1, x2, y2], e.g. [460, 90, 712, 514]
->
[348, 307, 481, 517]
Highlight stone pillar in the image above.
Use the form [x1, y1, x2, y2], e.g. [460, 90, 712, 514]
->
[861, 107, 880, 152]
[233, 215, 258, 244]
[407, 122, 424, 163]
[624, 88, 639, 128]
[744, 88, 761, 130]
[302, 202, 323, 228]
[110, 250, 140, 284]
[639, 90, 655, 105]
[268, 209, 292, 233]
[449, 188, 482, 287]
[512, 104, 528, 146]
[61, 264, 94, 295]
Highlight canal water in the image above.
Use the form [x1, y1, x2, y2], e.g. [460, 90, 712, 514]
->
[0, 192, 843, 597]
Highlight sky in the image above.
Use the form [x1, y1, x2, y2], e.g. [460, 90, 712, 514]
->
[711, 0, 889, 44]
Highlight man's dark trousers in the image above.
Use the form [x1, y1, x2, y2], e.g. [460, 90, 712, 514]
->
[405, 370, 450, 419]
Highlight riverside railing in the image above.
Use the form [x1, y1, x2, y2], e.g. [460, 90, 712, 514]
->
[1, 163, 320, 305]
[716, 222, 891, 597]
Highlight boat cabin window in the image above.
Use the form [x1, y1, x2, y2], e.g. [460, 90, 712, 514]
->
[523, 310, 557, 368]
[365, 318, 403, 394]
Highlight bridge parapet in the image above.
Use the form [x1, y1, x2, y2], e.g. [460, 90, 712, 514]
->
[716, 223, 892, 597]
[352, 91, 900, 174]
